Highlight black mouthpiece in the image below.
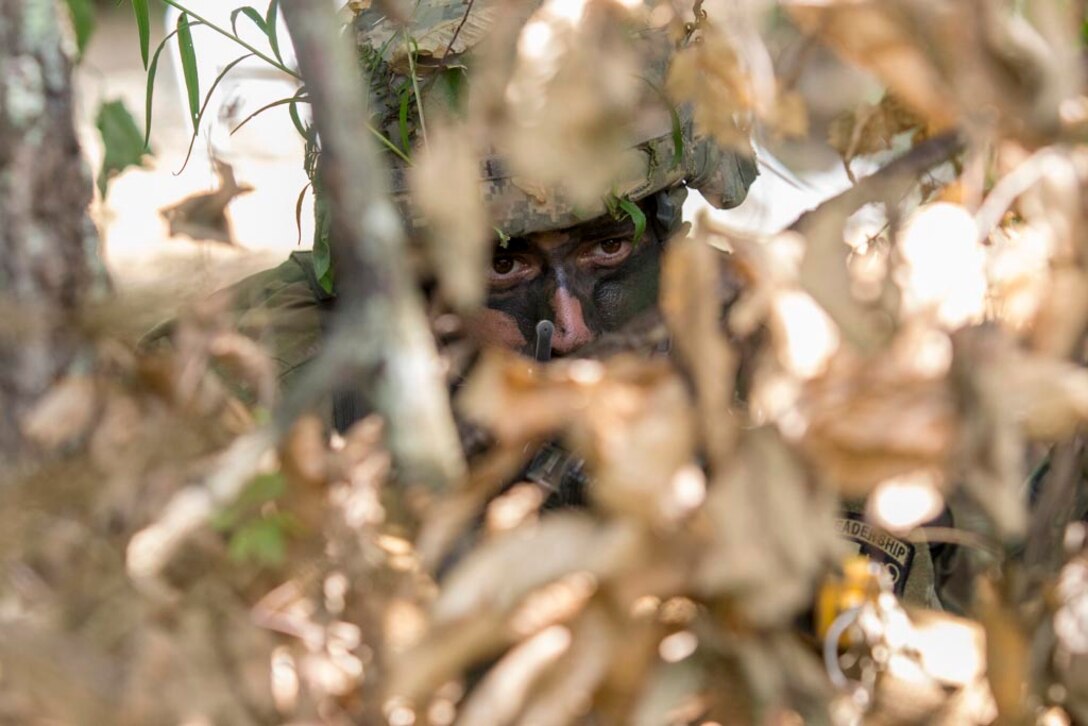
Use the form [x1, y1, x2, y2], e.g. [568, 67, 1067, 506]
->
[534, 320, 554, 363]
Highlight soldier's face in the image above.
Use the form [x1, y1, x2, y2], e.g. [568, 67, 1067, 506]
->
[471, 212, 663, 357]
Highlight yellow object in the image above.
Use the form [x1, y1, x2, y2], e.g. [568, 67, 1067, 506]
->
[816, 555, 887, 642]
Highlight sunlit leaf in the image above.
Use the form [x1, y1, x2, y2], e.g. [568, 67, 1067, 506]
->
[230, 6, 267, 38]
[143, 25, 189, 148]
[179, 54, 255, 173]
[176, 12, 201, 131]
[131, 0, 150, 69]
[64, 0, 96, 58]
[265, 0, 284, 66]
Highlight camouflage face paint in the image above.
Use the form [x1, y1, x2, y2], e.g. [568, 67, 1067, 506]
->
[472, 200, 664, 357]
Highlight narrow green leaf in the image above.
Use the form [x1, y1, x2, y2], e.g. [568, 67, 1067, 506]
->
[313, 191, 334, 293]
[230, 92, 308, 136]
[64, 0, 96, 58]
[96, 99, 149, 198]
[176, 13, 201, 131]
[143, 26, 186, 149]
[265, 0, 285, 66]
[398, 87, 412, 153]
[288, 99, 309, 141]
[230, 6, 267, 37]
[132, 0, 150, 69]
[178, 54, 256, 174]
[617, 198, 647, 243]
[295, 182, 311, 246]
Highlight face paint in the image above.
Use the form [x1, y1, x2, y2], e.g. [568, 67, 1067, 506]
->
[475, 202, 664, 357]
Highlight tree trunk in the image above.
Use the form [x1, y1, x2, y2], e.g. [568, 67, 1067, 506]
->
[0, 0, 99, 461]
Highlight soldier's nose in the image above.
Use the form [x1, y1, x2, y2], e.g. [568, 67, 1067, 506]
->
[550, 286, 594, 355]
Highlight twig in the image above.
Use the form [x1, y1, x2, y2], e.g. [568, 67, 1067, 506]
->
[1023, 435, 1085, 573]
[789, 132, 964, 237]
[974, 147, 1062, 243]
[440, 0, 477, 64]
[280, 1, 465, 490]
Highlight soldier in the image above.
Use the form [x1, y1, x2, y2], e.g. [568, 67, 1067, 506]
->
[207, 0, 955, 609]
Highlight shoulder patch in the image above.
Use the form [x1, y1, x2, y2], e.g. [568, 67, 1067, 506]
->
[834, 512, 916, 596]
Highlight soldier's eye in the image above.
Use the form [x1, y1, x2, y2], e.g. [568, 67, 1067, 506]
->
[582, 238, 633, 267]
[488, 254, 536, 289]
[600, 239, 623, 254]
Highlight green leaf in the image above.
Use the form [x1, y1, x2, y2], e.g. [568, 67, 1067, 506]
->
[313, 190, 334, 294]
[265, 0, 285, 66]
[178, 54, 255, 174]
[212, 471, 287, 532]
[230, 6, 267, 37]
[288, 98, 310, 141]
[228, 518, 287, 566]
[176, 13, 201, 131]
[617, 198, 647, 243]
[132, 0, 150, 69]
[64, 0, 96, 59]
[295, 182, 312, 246]
[143, 26, 188, 149]
[398, 87, 412, 153]
[95, 99, 149, 198]
[230, 92, 309, 136]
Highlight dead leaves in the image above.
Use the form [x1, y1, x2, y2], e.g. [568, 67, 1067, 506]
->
[410, 123, 490, 312]
[22, 375, 98, 450]
[828, 94, 926, 169]
[788, 0, 1075, 144]
[666, 24, 807, 148]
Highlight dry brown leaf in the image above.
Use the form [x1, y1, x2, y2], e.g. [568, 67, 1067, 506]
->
[22, 375, 98, 450]
[572, 359, 699, 525]
[666, 28, 752, 151]
[434, 514, 644, 624]
[390, 614, 511, 704]
[788, 0, 957, 130]
[660, 232, 738, 472]
[454, 625, 572, 726]
[695, 428, 846, 626]
[984, 348, 1088, 442]
[828, 94, 924, 165]
[281, 414, 327, 488]
[410, 123, 490, 312]
[499, 0, 659, 205]
[796, 361, 957, 495]
[515, 604, 617, 726]
[975, 575, 1032, 725]
[456, 350, 587, 444]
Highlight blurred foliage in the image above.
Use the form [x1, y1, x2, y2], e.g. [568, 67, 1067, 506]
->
[94, 98, 149, 198]
[14, 0, 1088, 724]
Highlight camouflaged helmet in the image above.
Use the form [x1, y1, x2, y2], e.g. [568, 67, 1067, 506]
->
[351, 0, 757, 239]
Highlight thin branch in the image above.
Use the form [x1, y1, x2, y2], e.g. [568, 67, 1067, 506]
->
[280, 1, 465, 490]
[788, 132, 964, 237]
[440, 0, 477, 63]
